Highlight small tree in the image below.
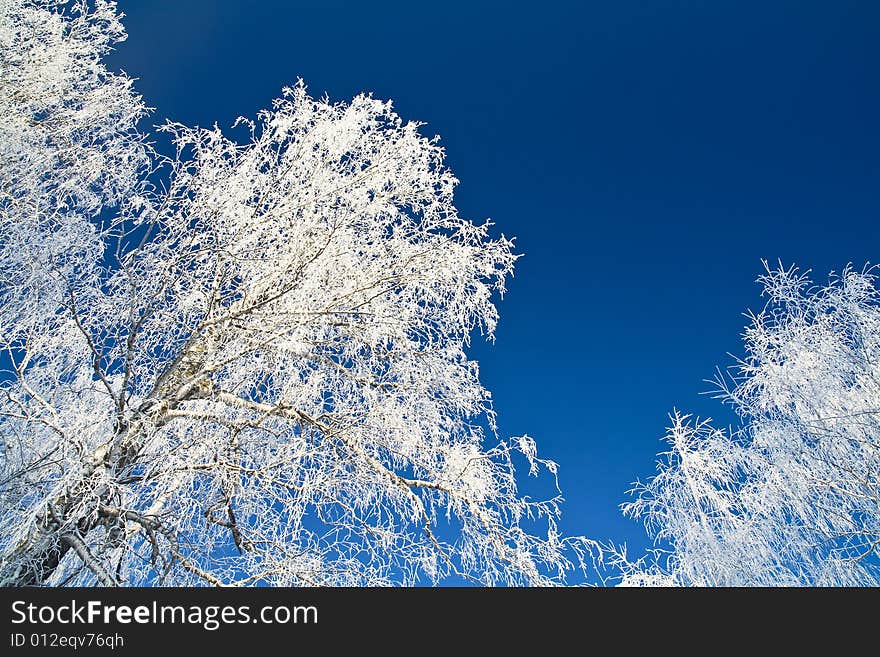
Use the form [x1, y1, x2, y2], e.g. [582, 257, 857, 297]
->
[0, 0, 593, 586]
[618, 264, 880, 586]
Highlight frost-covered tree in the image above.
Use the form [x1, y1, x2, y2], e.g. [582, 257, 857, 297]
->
[617, 264, 880, 586]
[0, 0, 594, 586]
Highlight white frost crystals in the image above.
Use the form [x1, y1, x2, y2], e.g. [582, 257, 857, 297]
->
[0, 0, 595, 586]
[617, 264, 880, 586]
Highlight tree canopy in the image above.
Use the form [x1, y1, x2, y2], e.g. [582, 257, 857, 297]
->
[0, 0, 593, 586]
[617, 264, 880, 586]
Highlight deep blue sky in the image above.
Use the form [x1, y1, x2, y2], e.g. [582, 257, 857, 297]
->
[108, 0, 879, 562]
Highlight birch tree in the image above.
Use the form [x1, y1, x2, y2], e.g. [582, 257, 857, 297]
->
[0, 0, 593, 586]
[617, 264, 880, 586]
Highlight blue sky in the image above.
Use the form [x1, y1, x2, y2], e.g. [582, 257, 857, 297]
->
[108, 0, 879, 560]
